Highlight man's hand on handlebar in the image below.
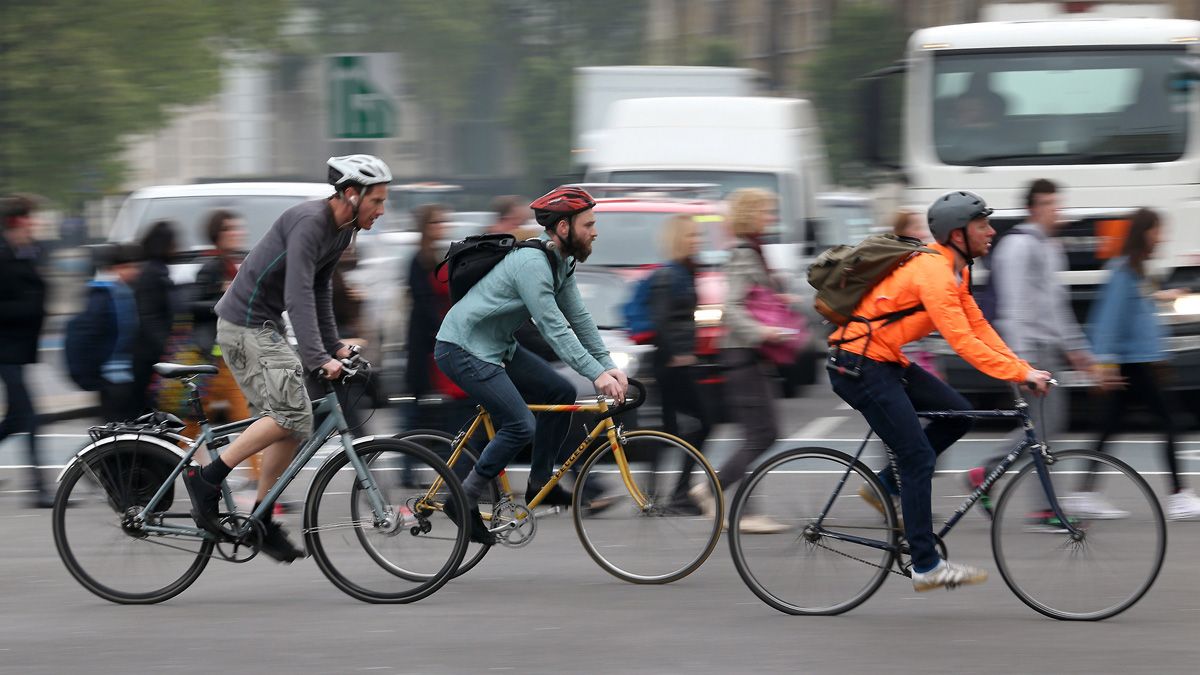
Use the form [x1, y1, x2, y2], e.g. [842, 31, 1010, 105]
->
[606, 368, 628, 401]
[320, 357, 344, 380]
[1024, 369, 1053, 396]
[594, 371, 625, 403]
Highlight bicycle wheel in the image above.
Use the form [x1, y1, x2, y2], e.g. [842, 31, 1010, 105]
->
[729, 447, 898, 616]
[992, 449, 1166, 621]
[52, 440, 213, 604]
[304, 438, 470, 603]
[393, 429, 498, 577]
[573, 430, 722, 584]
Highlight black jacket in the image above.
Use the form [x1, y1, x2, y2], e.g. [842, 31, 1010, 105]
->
[648, 262, 698, 365]
[405, 253, 445, 398]
[134, 259, 175, 363]
[191, 253, 234, 354]
[0, 237, 47, 364]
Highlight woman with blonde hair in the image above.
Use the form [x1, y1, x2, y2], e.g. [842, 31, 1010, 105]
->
[689, 188, 789, 532]
[647, 214, 714, 513]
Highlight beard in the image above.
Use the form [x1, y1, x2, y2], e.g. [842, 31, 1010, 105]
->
[563, 226, 593, 262]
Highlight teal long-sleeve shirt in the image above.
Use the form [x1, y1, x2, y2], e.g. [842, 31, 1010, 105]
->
[436, 234, 616, 381]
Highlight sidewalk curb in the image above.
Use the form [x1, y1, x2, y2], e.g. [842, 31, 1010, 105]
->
[37, 405, 100, 426]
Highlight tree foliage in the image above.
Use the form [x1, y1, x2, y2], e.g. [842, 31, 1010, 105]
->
[0, 0, 287, 205]
[804, 3, 909, 186]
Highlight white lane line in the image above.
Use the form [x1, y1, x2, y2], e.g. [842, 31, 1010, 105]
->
[788, 416, 847, 440]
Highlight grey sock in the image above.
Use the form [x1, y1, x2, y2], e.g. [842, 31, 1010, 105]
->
[461, 470, 489, 503]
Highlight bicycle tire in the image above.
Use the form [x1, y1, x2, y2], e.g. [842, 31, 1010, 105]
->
[991, 449, 1166, 621]
[304, 438, 470, 604]
[573, 429, 723, 584]
[728, 447, 898, 616]
[52, 440, 213, 604]
[392, 429, 498, 577]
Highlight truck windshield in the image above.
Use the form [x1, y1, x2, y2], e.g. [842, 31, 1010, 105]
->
[932, 48, 1188, 166]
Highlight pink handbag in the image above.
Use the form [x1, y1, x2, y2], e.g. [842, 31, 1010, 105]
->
[745, 285, 808, 365]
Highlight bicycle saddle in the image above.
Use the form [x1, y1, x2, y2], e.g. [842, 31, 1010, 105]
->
[153, 362, 219, 379]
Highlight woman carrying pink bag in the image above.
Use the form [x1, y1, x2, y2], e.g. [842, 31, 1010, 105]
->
[688, 188, 794, 534]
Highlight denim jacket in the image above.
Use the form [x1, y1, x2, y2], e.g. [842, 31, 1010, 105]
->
[1087, 257, 1165, 364]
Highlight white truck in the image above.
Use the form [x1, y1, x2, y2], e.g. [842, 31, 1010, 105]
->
[861, 14, 1200, 402]
[573, 66, 759, 168]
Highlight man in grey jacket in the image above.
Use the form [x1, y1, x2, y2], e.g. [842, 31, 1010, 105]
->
[184, 155, 392, 562]
[969, 179, 1120, 522]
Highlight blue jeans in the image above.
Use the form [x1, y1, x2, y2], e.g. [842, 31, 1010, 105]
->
[828, 355, 972, 572]
[433, 341, 576, 484]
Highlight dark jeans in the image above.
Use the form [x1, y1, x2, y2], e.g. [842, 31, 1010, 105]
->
[829, 354, 973, 572]
[718, 348, 779, 490]
[433, 341, 575, 484]
[654, 360, 714, 497]
[0, 364, 42, 490]
[1090, 361, 1184, 493]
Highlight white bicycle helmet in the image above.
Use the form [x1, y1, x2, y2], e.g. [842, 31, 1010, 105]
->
[327, 154, 393, 190]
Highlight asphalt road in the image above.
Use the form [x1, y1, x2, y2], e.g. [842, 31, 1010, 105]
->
[2, 386, 1199, 674]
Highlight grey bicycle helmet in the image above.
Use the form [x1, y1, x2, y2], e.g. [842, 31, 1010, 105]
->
[327, 154, 393, 190]
[927, 191, 992, 245]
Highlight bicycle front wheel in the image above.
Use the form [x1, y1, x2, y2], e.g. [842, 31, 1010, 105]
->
[52, 440, 213, 604]
[992, 449, 1166, 621]
[573, 430, 722, 584]
[305, 438, 469, 604]
[729, 447, 898, 616]
[393, 427, 496, 576]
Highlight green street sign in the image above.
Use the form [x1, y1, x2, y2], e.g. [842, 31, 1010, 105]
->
[328, 54, 397, 140]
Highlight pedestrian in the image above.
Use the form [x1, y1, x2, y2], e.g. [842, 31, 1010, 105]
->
[648, 214, 714, 514]
[88, 243, 144, 423]
[487, 194, 533, 236]
[0, 195, 52, 507]
[966, 179, 1118, 527]
[189, 210, 256, 480]
[133, 220, 179, 415]
[689, 188, 789, 533]
[332, 246, 371, 431]
[1087, 207, 1200, 520]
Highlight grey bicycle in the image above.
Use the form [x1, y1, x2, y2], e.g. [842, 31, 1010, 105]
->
[52, 350, 471, 604]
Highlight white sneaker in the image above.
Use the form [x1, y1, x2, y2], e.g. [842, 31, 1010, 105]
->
[911, 560, 988, 592]
[1166, 489, 1200, 521]
[1061, 492, 1130, 519]
[738, 514, 789, 534]
[688, 483, 718, 519]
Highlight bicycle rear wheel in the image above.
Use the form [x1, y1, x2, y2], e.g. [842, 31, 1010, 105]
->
[573, 430, 722, 584]
[305, 438, 469, 603]
[392, 429, 498, 578]
[729, 447, 898, 616]
[52, 440, 213, 604]
[992, 449, 1166, 620]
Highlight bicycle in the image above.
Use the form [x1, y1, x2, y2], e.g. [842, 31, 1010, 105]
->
[727, 385, 1167, 620]
[398, 378, 725, 584]
[51, 349, 471, 605]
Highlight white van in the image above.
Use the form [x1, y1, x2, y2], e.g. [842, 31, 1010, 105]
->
[585, 96, 831, 271]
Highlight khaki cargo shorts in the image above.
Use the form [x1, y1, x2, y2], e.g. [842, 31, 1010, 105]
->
[216, 317, 313, 438]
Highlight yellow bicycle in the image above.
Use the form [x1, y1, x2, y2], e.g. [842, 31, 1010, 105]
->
[400, 379, 724, 584]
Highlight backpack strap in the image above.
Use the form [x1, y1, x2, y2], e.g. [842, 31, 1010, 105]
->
[517, 239, 573, 291]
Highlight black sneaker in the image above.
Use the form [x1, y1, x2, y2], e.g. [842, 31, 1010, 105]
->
[183, 467, 223, 535]
[665, 494, 702, 516]
[443, 498, 497, 546]
[525, 481, 572, 508]
[260, 521, 305, 563]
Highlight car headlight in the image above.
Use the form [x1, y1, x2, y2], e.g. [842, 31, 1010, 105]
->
[695, 305, 723, 326]
[1174, 293, 1200, 316]
[611, 350, 633, 371]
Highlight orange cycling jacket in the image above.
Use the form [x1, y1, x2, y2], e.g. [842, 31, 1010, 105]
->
[829, 242, 1032, 383]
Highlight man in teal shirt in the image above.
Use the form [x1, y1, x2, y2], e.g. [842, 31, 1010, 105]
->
[435, 186, 627, 542]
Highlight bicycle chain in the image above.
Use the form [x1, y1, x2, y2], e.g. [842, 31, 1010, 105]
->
[809, 537, 911, 578]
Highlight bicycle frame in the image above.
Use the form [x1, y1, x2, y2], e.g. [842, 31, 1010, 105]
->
[810, 397, 1083, 557]
[423, 396, 652, 521]
[125, 377, 380, 540]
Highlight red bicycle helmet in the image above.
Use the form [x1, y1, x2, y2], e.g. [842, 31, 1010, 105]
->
[529, 186, 596, 228]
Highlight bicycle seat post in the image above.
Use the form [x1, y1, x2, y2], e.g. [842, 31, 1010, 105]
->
[184, 376, 209, 427]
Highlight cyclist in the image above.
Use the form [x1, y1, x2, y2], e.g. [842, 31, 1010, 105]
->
[184, 154, 391, 563]
[434, 186, 627, 543]
[826, 191, 1052, 592]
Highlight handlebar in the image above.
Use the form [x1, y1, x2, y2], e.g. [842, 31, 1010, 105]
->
[310, 344, 372, 385]
[597, 378, 647, 422]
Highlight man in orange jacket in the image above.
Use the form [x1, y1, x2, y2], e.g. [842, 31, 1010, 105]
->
[827, 191, 1052, 592]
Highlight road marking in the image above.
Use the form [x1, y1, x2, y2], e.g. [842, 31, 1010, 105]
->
[788, 416, 847, 439]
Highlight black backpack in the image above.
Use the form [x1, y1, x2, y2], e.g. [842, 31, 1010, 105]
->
[64, 283, 117, 391]
[436, 233, 571, 302]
